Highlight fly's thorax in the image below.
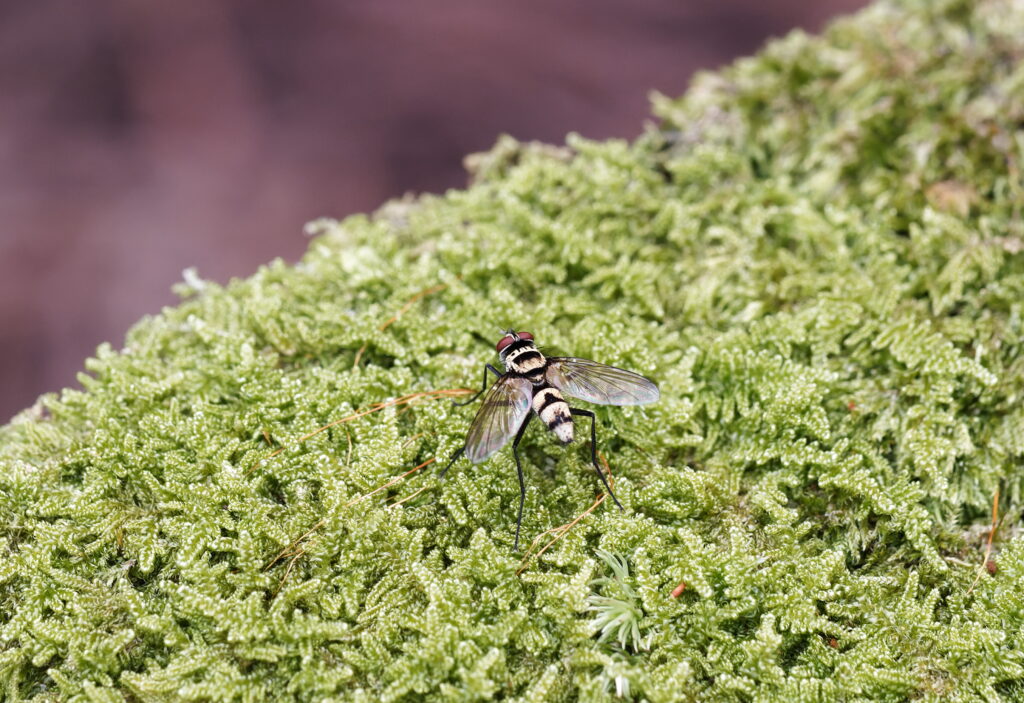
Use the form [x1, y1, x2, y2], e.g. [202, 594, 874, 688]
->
[533, 387, 574, 444]
[501, 340, 547, 383]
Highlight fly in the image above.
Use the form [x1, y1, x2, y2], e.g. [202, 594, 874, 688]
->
[441, 330, 660, 549]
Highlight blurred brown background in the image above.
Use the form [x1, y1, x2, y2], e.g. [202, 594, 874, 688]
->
[0, 0, 868, 421]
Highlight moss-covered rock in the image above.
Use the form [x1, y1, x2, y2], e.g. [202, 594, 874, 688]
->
[3, 0, 1024, 700]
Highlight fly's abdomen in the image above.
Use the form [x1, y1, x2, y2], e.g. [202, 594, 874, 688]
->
[533, 387, 573, 444]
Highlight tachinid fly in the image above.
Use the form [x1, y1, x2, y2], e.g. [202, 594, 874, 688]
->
[441, 330, 660, 549]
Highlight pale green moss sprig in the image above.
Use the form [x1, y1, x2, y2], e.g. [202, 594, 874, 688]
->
[587, 549, 650, 653]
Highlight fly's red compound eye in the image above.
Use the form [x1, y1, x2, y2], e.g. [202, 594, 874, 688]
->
[496, 335, 515, 353]
[518, 331, 534, 341]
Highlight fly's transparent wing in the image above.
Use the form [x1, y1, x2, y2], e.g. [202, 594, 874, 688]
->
[546, 357, 660, 406]
[464, 375, 533, 463]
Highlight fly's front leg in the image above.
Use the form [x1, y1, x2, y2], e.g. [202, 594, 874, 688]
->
[438, 446, 465, 478]
[454, 364, 502, 406]
[442, 365, 503, 477]
[510, 413, 534, 550]
[570, 408, 624, 511]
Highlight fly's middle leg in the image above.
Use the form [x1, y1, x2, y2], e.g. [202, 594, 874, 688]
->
[510, 413, 534, 550]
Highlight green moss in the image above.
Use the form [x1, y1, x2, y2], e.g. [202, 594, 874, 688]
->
[3, 0, 1024, 699]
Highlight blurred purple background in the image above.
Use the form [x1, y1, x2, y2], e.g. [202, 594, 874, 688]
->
[0, 0, 868, 421]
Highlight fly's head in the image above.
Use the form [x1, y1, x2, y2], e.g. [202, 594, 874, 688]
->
[496, 330, 534, 364]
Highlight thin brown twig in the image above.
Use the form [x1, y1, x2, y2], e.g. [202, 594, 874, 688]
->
[380, 283, 449, 332]
[968, 487, 1000, 595]
[265, 456, 439, 592]
[401, 432, 426, 449]
[246, 388, 470, 476]
[255, 383, 467, 594]
[343, 427, 353, 469]
[264, 518, 327, 571]
[353, 282, 451, 367]
[516, 495, 607, 576]
[390, 483, 431, 508]
[517, 513, 579, 568]
[272, 552, 303, 598]
[343, 458, 435, 508]
[516, 454, 615, 575]
[352, 345, 368, 369]
[518, 464, 614, 562]
[395, 404, 418, 420]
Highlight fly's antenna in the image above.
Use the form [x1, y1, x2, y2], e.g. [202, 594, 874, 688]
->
[470, 330, 493, 347]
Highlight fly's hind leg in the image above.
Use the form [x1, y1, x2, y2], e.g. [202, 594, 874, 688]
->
[441, 414, 535, 550]
[570, 408, 624, 511]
